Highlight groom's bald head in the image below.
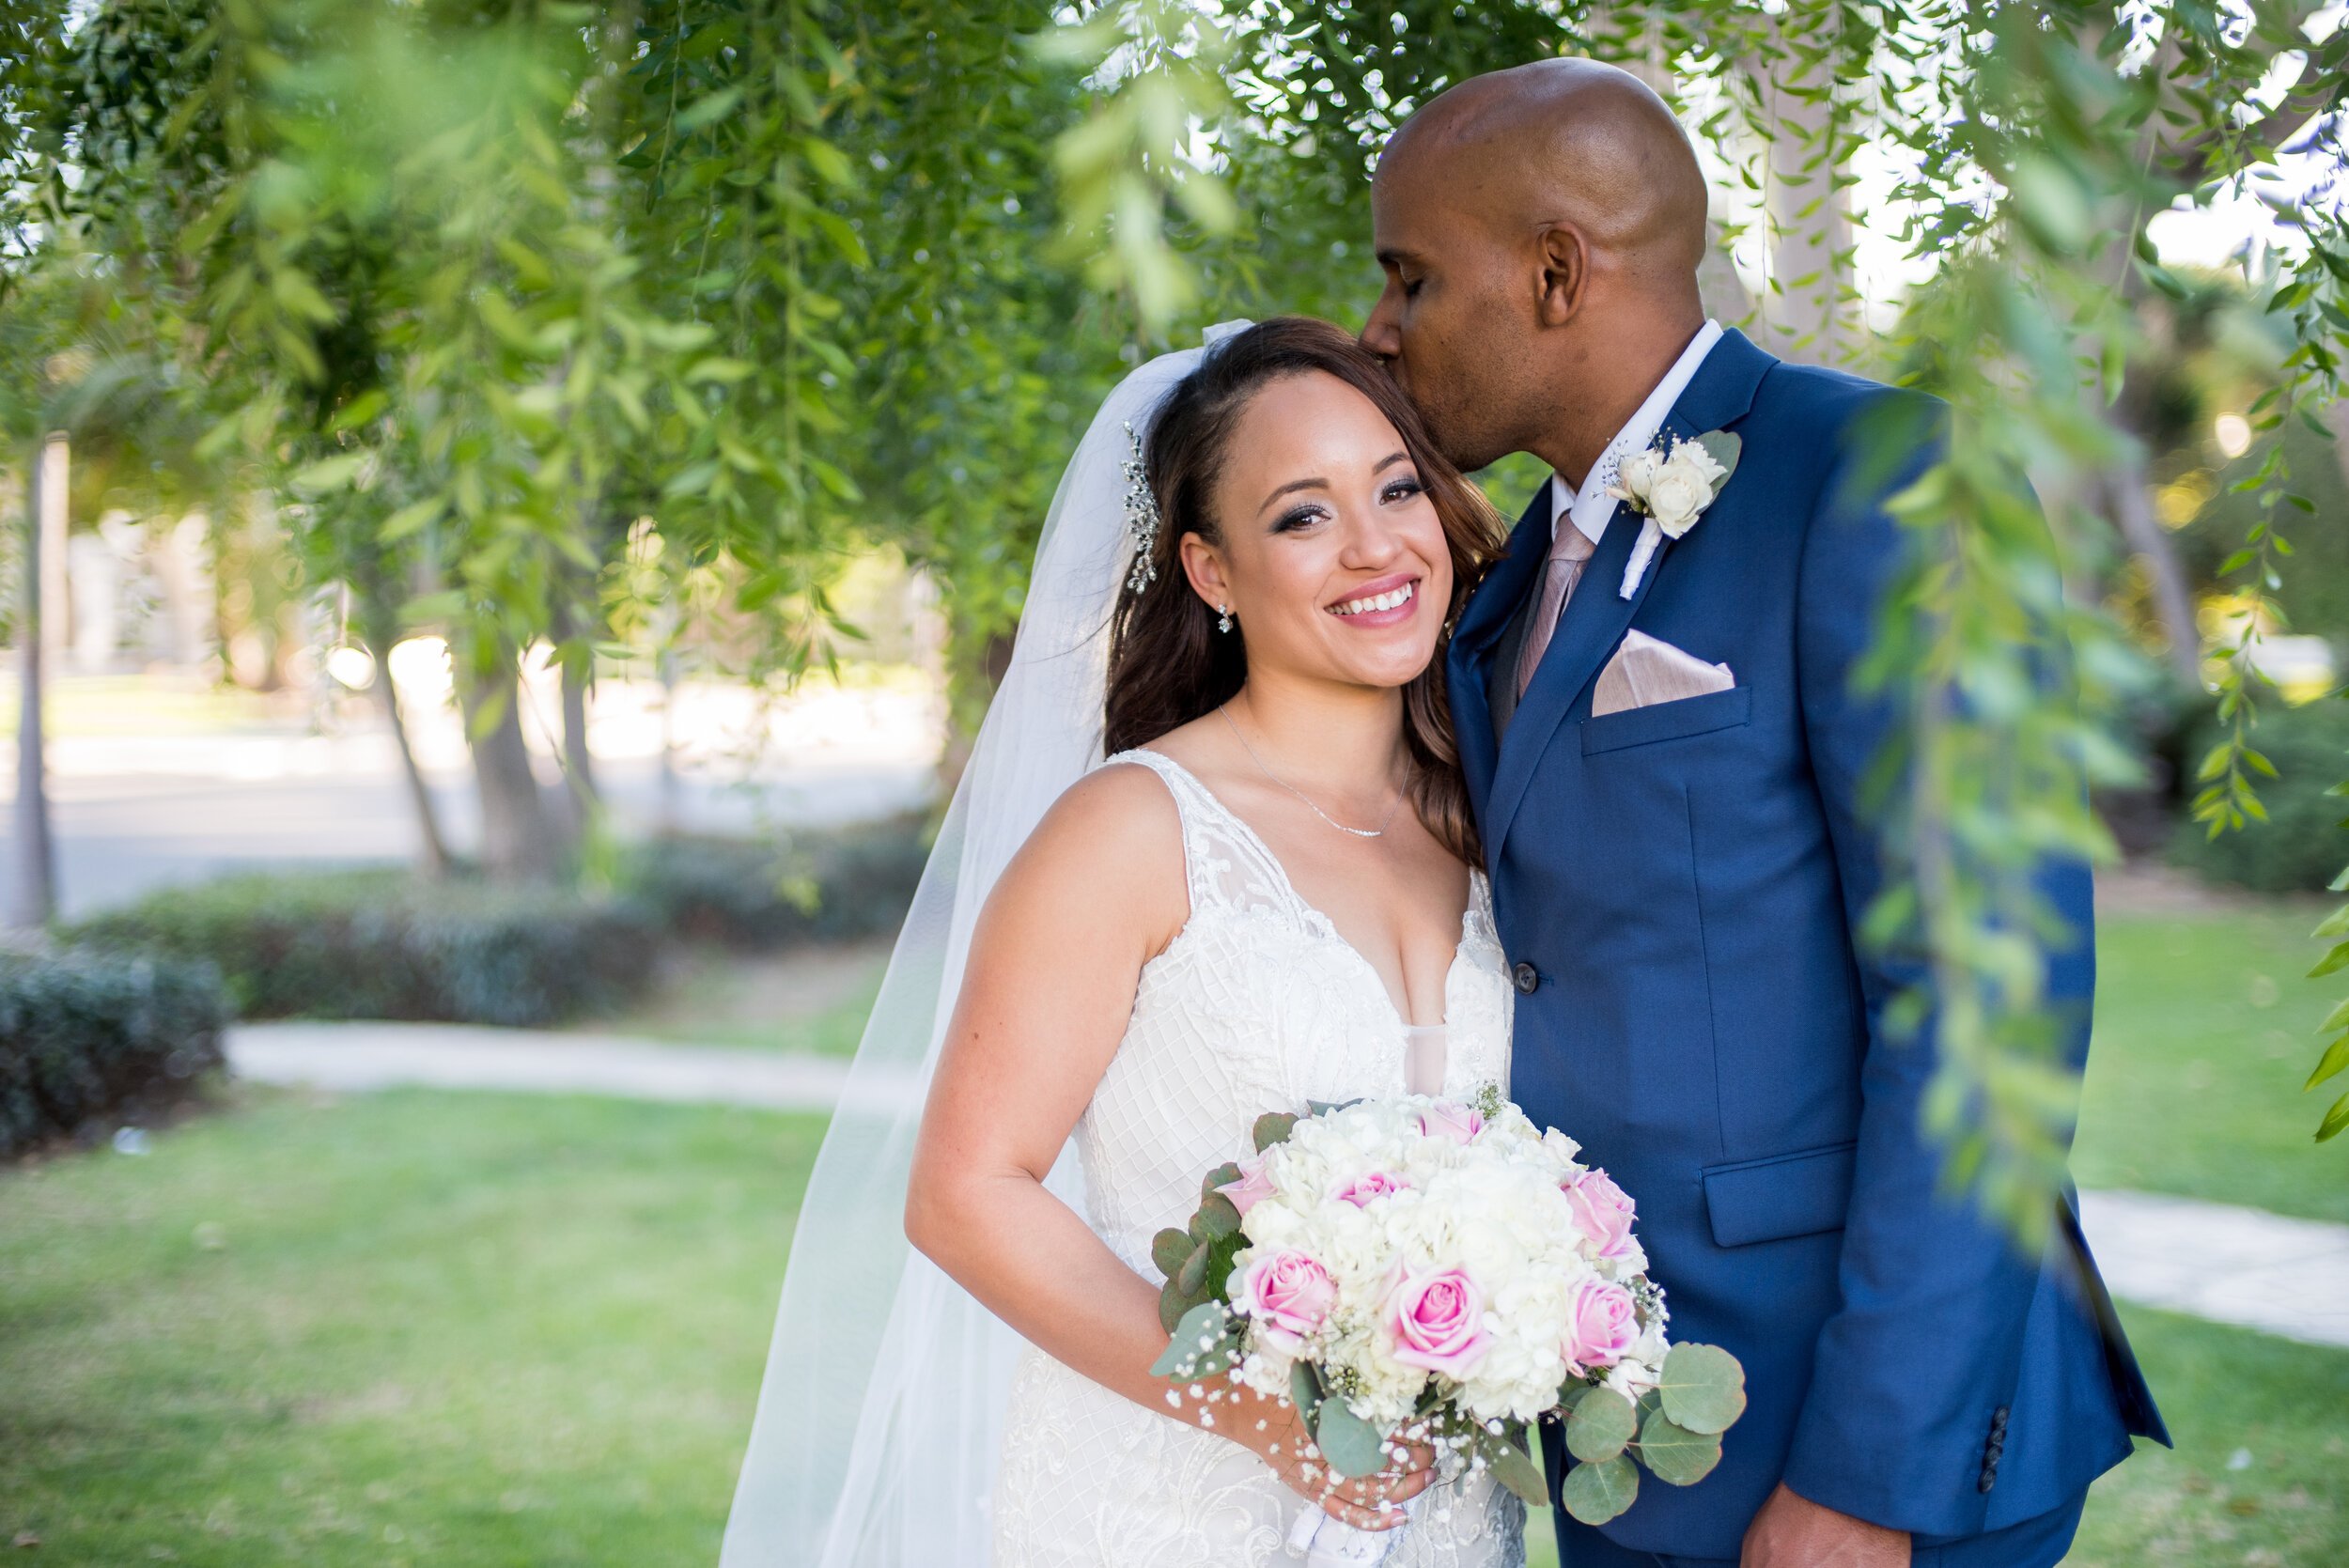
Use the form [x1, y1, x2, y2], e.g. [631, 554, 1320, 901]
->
[1363, 59, 1711, 476]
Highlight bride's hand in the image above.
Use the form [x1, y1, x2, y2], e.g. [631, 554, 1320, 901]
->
[1204, 1378, 1437, 1531]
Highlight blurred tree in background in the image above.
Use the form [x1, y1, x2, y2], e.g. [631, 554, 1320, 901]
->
[0, 0, 2344, 1201]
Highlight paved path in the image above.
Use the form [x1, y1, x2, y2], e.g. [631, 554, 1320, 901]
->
[2075, 1188, 2349, 1349]
[226, 1023, 2349, 1352]
[227, 1021, 922, 1116]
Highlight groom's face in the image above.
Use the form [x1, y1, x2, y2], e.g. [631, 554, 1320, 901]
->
[1362, 160, 1542, 474]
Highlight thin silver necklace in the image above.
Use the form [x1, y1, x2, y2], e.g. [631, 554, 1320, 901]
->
[1218, 704, 1406, 839]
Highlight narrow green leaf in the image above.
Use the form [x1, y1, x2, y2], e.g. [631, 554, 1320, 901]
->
[2319, 1090, 2349, 1143]
[2311, 1036, 2349, 1094]
[1485, 1427, 1551, 1508]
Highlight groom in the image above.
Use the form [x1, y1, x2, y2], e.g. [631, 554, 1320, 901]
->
[1362, 60, 2166, 1568]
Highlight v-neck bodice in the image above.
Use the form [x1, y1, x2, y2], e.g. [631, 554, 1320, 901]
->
[989, 748, 1523, 1568]
[1075, 747, 1515, 1272]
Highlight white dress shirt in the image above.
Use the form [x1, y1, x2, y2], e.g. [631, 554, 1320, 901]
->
[1549, 318, 1724, 549]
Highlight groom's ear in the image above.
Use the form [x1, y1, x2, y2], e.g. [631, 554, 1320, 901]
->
[1534, 223, 1590, 329]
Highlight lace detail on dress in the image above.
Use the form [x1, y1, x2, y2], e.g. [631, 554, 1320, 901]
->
[990, 749, 1522, 1567]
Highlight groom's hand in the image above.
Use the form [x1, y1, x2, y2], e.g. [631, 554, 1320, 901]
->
[1741, 1483, 1909, 1568]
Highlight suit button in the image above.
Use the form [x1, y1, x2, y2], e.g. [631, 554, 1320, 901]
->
[1512, 962, 1539, 995]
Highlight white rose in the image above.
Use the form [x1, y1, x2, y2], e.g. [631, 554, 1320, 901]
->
[1645, 462, 1711, 537]
[1614, 447, 1662, 500]
[1674, 438, 1728, 489]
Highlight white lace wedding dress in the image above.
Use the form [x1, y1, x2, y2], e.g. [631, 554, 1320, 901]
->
[990, 749, 1527, 1567]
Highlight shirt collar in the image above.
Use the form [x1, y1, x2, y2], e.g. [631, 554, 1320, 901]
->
[1551, 318, 1724, 548]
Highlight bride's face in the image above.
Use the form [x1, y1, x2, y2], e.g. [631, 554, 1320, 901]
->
[1179, 370, 1452, 694]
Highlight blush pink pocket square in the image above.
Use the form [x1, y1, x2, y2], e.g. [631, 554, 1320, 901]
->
[1591, 629, 1735, 718]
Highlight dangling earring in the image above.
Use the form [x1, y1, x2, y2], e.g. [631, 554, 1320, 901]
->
[1217, 604, 1234, 634]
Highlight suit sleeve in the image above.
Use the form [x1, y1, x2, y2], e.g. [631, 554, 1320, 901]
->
[1777, 392, 2096, 1536]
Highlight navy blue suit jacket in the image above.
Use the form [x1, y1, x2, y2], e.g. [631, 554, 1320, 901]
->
[1448, 330, 2164, 1556]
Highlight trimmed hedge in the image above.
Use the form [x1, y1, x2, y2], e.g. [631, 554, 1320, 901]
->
[66, 869, 664, 1026]
[2169, 695, 2349, 893]
[614, 815, 929, 949]
[0, 948, 228, 1159]
[59, 817, 930, 1027]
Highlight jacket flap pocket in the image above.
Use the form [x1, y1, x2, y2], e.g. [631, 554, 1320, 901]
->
[1580, 684, 1751, 756]
[1702, 1140, 1856, 1248]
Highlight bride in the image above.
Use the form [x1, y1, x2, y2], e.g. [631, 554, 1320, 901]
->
[719, 318, 1521, 1567]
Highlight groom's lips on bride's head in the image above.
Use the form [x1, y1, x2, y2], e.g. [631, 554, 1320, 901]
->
[1324, 573, 1422, 628]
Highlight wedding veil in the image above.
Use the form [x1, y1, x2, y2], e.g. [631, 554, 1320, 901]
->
[719, 326, 1246, 1567]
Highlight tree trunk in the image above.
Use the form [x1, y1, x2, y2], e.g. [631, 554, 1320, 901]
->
[9, 437, 62, 929]
[376, 660, 452, 877]
[460, 649, 564, 882]
[354, 594, 450, 877]
[2106, 449, 2204, 690]
[555, 596, 598, 840]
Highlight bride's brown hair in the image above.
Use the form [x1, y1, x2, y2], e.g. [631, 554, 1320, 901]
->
[1103, 317, 1508, 864]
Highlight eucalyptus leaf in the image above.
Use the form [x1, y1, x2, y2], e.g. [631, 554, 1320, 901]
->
[1634, 1411, 1723, 1486]
[1156, 1278, 1193, 1335]
[1657, 1343, 1748, 1436]
[1561, 1454, 1640, 1526]
[1694, 429, 1742, 493]
[1200, 1162, 1243, 1200]
[1252, 1110, 1299, 1152]
[1289, 1359, 1324, 1423]
[1190, 1192, 1242, 1242]
[1314, 1396, 1388, 1480]
[1483, 1427, 1550, 1508]
[1566, 1387, 1637, 1463]
[1150, 1228, 1192, 1280]
[1175, 1243, 1209, 1296]
[1148, 1301, 1233, 1379]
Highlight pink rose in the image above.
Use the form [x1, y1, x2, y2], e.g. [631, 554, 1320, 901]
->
[1563, 1169, 1637, 1259]
[1416, 1101, 1486, 1145]
[1384, 1267, 1492, 1378]
[1232, 1249, 1336, 1353]
[1217, 1157, 1276, 1218]
[1332, 1172, 1408, 1207]
[1561, 1279, 1639, 1376]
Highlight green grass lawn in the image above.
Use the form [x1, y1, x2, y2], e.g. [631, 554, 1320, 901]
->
[0, 1089, 821, 1566]
[6, 898, 2347, 1566]
[2076, 904, 2349, 1222]
[595, 945, 887, 1055]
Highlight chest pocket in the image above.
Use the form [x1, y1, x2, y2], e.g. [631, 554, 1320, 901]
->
[1580, 684, 1751, 755]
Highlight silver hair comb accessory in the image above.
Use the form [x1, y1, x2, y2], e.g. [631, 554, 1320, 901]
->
[1122, 421, 1160, 596]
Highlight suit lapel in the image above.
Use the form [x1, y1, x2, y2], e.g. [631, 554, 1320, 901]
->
[1447, 487, 1550, 824]
[1480, 329, 1779, 869]
[1481, 514, 1648, 865]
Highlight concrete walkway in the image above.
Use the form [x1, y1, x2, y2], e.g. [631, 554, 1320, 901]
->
[227, 1021, 922, 1116]
[2076, 1188, 2349, 1349]
[226, 1022, 2349, 1352]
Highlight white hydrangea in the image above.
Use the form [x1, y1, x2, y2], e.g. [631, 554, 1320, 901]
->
[1221, 1093, 1672, 1433]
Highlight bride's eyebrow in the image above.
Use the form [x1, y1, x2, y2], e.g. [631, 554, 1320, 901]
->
[1258, 453, 1415, 514]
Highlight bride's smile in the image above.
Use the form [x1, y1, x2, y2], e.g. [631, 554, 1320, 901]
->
[1177, 367, 1455, 697]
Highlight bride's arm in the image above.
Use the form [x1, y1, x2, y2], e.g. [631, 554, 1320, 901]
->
[906, 765, 1187, 1412]
[904, 765, 1429, 1529]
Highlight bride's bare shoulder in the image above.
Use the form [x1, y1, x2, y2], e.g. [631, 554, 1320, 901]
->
[1034, 753, 1184, 862]
[988, 753, 1189, 938]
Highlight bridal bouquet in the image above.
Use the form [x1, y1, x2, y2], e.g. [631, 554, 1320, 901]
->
[1149, 1091, 1745, 1558]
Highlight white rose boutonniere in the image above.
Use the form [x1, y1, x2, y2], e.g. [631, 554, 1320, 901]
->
[1610, 430, 1740, 598]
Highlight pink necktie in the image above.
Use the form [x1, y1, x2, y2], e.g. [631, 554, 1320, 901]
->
[1516, 520, 1598, 699]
